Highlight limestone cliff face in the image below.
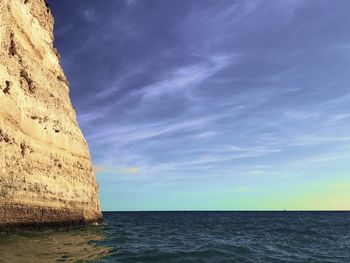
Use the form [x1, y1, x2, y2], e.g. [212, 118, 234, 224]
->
[0, 0, 102, 229]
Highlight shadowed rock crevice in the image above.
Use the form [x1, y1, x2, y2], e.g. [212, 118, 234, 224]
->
[3, 81, 11, 94]
[20, 68, 36, 93]
[8, 32, 17, 57]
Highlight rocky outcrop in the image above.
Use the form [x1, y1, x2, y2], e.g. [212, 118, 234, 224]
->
[0, 0, 102, 230]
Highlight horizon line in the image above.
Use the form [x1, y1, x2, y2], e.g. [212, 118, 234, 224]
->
[102, 209, 350, 213]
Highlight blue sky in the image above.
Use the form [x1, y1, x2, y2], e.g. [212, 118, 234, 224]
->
[49, 0, 350, 211]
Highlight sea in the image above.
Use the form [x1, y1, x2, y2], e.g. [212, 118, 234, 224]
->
[0, 211, 350, 262]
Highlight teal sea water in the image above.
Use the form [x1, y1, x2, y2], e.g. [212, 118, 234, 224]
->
[1, 211, 350, 262]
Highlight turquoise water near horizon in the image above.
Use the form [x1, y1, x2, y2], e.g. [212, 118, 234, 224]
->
[1, 211, 350, 262]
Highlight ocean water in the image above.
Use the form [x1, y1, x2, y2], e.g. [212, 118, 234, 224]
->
[1, 211, 350, 262]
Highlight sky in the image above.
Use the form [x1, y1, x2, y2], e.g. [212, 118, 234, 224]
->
[48, 0, 350, 211]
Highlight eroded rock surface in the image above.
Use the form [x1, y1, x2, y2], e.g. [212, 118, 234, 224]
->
[0, 0, 102, 230]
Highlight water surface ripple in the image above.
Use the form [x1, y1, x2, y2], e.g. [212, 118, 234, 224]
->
[1, 211, 350, 262]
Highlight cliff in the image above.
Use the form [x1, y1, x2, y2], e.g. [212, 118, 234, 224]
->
[0, 0, 102, 230]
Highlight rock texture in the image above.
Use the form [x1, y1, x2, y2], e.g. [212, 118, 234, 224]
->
[0, 0, 102, 230]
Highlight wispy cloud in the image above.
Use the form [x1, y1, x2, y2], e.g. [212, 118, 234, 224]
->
[87, 114, 221, 145]
[125, 0, 138, 6]
[139, 54, 237, 99]
[93, 165, 140, 175]
[82, 8, 97, 23]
